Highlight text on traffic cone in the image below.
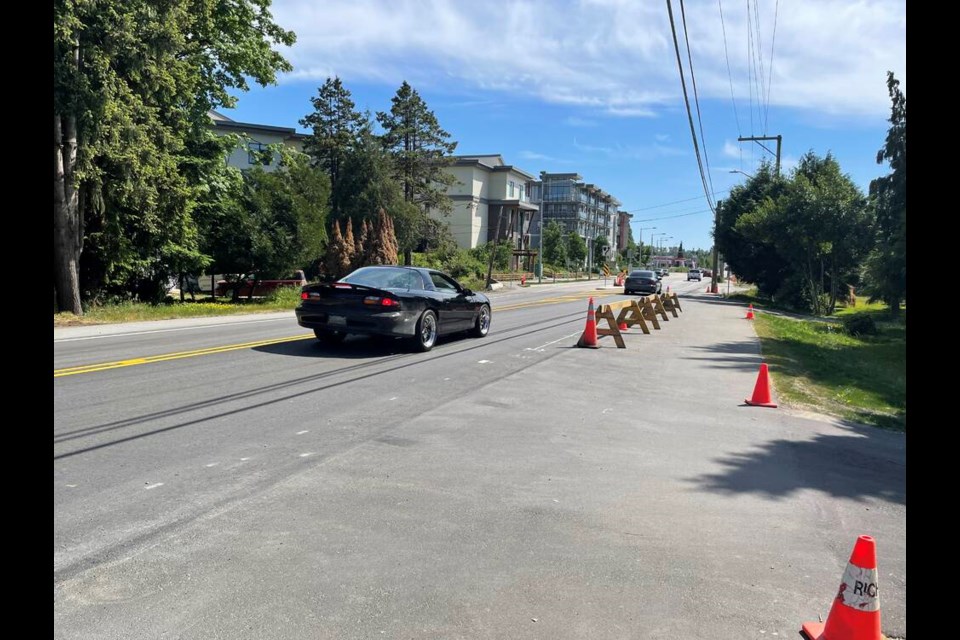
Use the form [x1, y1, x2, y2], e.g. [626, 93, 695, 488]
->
[801, 535, 881, 640]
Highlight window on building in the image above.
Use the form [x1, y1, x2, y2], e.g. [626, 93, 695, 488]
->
[519, 184, 525, 201]
[509, 181, 515, 197]
[247, 142, 270, 165]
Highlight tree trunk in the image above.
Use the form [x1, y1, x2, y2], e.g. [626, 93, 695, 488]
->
[54, 110, 83, 315]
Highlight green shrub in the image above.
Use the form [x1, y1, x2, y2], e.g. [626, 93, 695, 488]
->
[841, 313, 878, 336]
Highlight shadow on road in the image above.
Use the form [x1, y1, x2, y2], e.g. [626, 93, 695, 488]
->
[253, 334, 462, 359]
[681, 339, 762, 371]
[688, 428, 906, 505]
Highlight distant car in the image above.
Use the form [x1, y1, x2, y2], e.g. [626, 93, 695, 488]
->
[687, 269, 703, 281]
[216, 270, 307, 297]
[659, 268, 670, 277]
[702, 269, 713, 278]
[624, 270, 662, 296]
[295, 265, 491, 352]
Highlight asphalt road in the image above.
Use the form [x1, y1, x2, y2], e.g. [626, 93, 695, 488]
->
[54, 274, 906, 639]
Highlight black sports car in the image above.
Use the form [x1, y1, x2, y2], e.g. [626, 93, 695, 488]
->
[296, 265, 492, 352]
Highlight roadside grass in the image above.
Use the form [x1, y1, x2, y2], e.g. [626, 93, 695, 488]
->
[53, 287, 303, 327]
[753, 310, 905, 430]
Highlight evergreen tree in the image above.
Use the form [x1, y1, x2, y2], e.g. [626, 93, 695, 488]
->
[300, 77, 367, 217]
[376, 81, 458, 264]
[863, 72, 906, 316]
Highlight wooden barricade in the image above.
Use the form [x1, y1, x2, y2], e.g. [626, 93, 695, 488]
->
[660, 291, 681, 317]
[593, 302, 627, 348]
[646, 293, 670, 322]
[637, 296, 663, 329]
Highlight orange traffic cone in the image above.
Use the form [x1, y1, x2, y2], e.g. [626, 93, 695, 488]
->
[746, 304, 755, 319]
[618, 321, 628, 331]
[801, 535, 882, 640]
[745, 363, 777, 407]
[706, 285, 710, 293]
[577, 297, 599, 348]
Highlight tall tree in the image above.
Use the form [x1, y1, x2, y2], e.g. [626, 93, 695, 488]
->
[542, 220, 566, 266]
[715, 163, 790, 297]
[213, 153, 329, 298]
[376, 81, 458, 264]
[300, 77, 366, 217]
[737, 153, 871, 314]
[863, 72, 906, 316]
[54, 0, 295, 313]
[567, 232, 587, 271]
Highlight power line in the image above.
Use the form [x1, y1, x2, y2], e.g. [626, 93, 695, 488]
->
[666, 0, 716, 217]
[633, 208, 715, 223]
[718, 0, 742, 139]
[751, 0, 767, 133]
[624, 189, 731, 212]
[679, 0, 717, 205]
[764, 0, 780, 133]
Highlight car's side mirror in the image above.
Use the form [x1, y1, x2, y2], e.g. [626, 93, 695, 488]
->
[461, 288, 473, 296]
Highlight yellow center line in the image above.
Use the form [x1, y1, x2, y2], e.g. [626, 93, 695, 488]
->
[55, 292, 616, 377]
[54, 334, 313, 378]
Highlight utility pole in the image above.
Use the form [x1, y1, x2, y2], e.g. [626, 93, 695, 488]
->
[737, 135, 782, 175]
[712, 200, 721, 294]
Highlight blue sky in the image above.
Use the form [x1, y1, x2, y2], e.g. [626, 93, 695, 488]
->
[221, 0, 906, 252]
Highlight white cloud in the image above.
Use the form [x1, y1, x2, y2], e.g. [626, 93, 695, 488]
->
[519, 150, 562, 162]
[573, 138, 686, 160]
[723, 141, 742, 159]
[564, 116, 598, 128]
[272, 0, 905, 119]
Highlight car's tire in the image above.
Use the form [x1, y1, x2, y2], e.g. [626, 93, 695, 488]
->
[413, 310, 438, 352]
[314, 328, 346, 344]
[471, 304, 491, 338]
[624, 289, 631, 295]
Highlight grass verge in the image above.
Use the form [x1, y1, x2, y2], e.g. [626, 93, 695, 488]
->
[753, 310, 905, 431]
[53, 287, 303, 327]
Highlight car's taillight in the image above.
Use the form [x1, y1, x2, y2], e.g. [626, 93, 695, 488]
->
[333, 283, 352, 289]
[300, 292, 309, 300]
[363, 296, 400, 308]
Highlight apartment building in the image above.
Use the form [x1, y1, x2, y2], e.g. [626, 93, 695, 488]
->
[527, 173, 622, 269]
[208, 110, 306, 172]
[434, 154, 541, 270]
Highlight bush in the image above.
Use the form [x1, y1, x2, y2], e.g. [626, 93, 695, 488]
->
[841, 313, 878, 336]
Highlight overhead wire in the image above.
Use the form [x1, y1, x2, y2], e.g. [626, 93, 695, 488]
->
[679, 0, 717, 205]
[665, 0, 716, 216]
[764, 0, 780, 133]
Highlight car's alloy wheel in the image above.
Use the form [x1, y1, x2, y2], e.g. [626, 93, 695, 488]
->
[414, 310, 438, 352]
[472, 304, 491, 338]
[314, 328, 346, 344]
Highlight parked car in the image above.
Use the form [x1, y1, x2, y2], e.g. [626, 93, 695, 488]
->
[687, 269, 703, 281]
[216, 270, 307, 297]
[623, 270, 662, 296]
[296, 265, 491, 352]
[702, 268, 713, 278]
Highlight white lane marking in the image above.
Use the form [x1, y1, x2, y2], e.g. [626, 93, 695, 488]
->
[477, 360, 491, 364]
[144, 483, 164, 490]
[389, 397, 398, 401]
[601, 408, 613, 414]
[443, 377, 450, 381]
[240, 457, 251, 461]
[296, 430, 309, 435]
[54, 316, 295, 342]
[299, 452, 314, 458]
[205, 463, 219, 468]
[525, 331, 582, 352]
[65, 484, 77, 488]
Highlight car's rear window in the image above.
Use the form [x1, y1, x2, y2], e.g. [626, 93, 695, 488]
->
[631, 271, 655, 278]
[341, 267, 424, 290]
